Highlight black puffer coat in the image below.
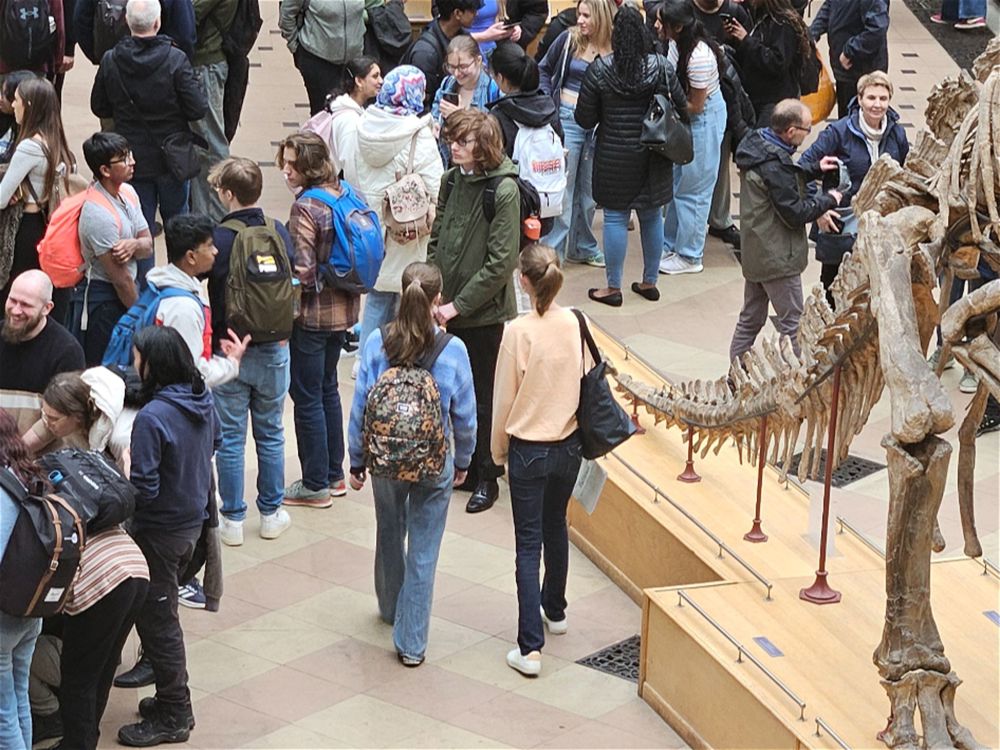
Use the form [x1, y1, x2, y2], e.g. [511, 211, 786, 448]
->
[575, 53, 688, 211]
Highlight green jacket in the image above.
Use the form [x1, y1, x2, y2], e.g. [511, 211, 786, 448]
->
[427, 159, 521, 329]
[193, 0, 238, 67]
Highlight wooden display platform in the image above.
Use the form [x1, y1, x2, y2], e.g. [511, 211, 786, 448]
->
[566, 326, 1000, 749]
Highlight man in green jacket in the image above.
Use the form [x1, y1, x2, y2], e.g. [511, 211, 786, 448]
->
[729, 99, 842, 365]
[428, 110, 520, 514]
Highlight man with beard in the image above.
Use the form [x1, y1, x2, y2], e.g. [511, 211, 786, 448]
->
[0, 270, 85, 393]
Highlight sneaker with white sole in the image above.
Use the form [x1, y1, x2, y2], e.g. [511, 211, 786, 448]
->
[178, 580, 206, 609]
[541, 607, 568, 635]
[506, 648, 542, 676]
[928, 346, 955, 371]
[283, 479, 333, 508]
[330, 479, 348, 497]
[260, 509, 292, 539]
[954, 16, 985, 28]
[659, 253, 703, 275]
[220, 516, 244, 546]
[566, 252, 606, 268]
[959, 370, 978, 394]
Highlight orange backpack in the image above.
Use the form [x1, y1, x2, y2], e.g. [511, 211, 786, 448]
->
[37, 183, 140, 289]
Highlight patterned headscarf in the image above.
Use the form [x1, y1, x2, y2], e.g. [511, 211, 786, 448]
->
[375, 66, 427, 117]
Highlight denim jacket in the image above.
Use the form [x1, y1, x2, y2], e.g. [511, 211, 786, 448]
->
[431, 71, 501, 165]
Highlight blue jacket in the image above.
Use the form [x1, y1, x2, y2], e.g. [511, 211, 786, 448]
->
[130, 384, 221, 534]
[538, 30, 575, 110]
[800, 102, 908, 262]
[348, 328, 477, 474]
[810, 0, 889, 80]
[431, 71, 501, 166]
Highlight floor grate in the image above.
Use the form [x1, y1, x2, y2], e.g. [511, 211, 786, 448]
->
[779, 450, 885, 488]
[576, 635, 641, 683]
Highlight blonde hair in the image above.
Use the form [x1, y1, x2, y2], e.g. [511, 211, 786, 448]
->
[570, 0, 616, 56]
[856, 71, 893, 99]
[519, 243, 563, 315]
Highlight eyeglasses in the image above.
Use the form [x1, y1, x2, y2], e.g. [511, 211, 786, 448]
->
[109, 152, 135, 165]
[446, 60, 477, 74]
[41, 409, 70, 427]
[449, 136, 476, 148]
[791, 125, 812, 134]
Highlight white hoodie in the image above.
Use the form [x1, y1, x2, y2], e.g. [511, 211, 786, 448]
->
[144, 264, 238, 388]
[328, 93, 365, 185]
[354, 107, 443, 293]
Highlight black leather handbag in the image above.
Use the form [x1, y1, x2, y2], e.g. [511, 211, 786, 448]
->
[572, 310, 637, 459]
[640, 60, 693, 165]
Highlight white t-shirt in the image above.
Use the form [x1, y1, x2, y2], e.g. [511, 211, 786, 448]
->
[667, 40, 720, 96]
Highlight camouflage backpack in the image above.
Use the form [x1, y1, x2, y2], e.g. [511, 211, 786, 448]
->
[363, 328, 453, 482]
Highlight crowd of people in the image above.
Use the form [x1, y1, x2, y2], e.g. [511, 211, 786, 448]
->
[0, 0, 996, 747]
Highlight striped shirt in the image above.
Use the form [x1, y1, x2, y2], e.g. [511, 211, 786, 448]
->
[667, 40, 721, 96]
[63, 527, 149, 616]
[288, 184, 361, 332]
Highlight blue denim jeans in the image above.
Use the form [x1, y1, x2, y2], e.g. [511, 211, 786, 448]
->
[290, 325, 347, 490]
[603, 206, 664, 289]
[132, 175, 190, 289]
[359, 290, 400, 353]
[214, 342, 291, 520]
[957, 0, 985, 16]
[189, 61, 230, 223]
[372, 455, 454, 660]
[663, 91, 727, 262]
[542, 105, 599, 261]
[507, 433, 582, 655]
[0, 613, 41, 750]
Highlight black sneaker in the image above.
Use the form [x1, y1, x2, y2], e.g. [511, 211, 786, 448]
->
[709, 224, 741, 250]
[117, 717, 191, 747]
[138, 697, 196, 729]
[977, 396, 1000, 436]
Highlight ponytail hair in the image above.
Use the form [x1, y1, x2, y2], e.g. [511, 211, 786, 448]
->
[490, 42, 540, 92]
[383, 262, 444, 365]
[519, 243, 563, 315]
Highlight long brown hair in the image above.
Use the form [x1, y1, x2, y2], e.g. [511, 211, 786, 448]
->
[15, 77, 75, 201]
[0, 410, 43, 487]
[753, 0, 812, 65]
[276, 131, 336, 187]
[520, 243, 563, 315]
[383, 263, 443, 366]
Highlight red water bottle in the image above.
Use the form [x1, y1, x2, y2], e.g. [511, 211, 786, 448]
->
[523, 214, 542, 242]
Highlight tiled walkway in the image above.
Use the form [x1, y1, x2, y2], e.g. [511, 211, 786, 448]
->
[49, 0, 998, 746]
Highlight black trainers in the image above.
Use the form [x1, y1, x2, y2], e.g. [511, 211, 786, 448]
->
[119, 701, 194, 747]
[709, 224, 741, 250]
[138, 697, 196, 729]
[977, 396, 1000, 437]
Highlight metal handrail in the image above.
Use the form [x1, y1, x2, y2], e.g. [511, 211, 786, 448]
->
[677, 590, 806, 721]
[607, 452, 773, 600]
[982, 556, 999, 579]
[815, 717, 852, 749]
[836, 516, 885, 559]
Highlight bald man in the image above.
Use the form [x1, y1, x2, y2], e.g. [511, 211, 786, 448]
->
[0, 270, 85, 393]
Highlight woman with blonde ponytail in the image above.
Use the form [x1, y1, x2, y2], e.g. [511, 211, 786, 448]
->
[490, 243, 592, 677]
[347, 262, 476, 667]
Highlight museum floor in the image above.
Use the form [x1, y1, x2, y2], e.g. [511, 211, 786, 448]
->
[51, 1, 998, 746]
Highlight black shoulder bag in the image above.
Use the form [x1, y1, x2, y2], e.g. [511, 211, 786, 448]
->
[571, 309, 636, 459]
[640, 56, 694, 165]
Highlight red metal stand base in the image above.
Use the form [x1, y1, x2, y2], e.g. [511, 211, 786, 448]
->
[799, 571, 842, 604]
[677, 426, 701, 482]
[743, 519, 768, 543]
[630, 401, 647, 435]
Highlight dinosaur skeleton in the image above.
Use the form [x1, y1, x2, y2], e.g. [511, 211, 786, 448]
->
[609, 40, 1000, 749]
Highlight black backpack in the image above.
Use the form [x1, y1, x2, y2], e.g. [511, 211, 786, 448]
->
[718, 46, 755, 142]
[0, 0, 56, 69]
[798, 38, 821, 96]
[443, 171, 542, 248]
[37, 449, 136, 534]
[0, 467, 85, 617]
[367, 0, 412, 58]
[92, 0, 129, 62]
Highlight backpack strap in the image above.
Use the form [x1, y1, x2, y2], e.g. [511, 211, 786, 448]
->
[404, 131, 419, 175]
[0, 467, 27, 503]
[417, 329, 454, 371]
[482, 176, 501, 224]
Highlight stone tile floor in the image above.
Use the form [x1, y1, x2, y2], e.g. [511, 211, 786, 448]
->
[47, 0, 997, 746]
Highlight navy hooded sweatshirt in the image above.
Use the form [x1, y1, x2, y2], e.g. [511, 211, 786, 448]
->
[130, 383, 221, 534]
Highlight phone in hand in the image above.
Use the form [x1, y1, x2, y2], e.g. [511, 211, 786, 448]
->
[500, 17, 519, 28]
[719, 12, 734, 22]
[443, 92, 459, 105]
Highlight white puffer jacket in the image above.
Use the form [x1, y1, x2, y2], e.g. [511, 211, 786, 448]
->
[353, 107, 443, 294]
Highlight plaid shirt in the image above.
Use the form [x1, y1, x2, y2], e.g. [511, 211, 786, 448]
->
[288, 185, 360, 332]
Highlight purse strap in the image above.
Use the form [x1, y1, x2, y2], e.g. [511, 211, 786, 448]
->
[571, 308, 601, 371]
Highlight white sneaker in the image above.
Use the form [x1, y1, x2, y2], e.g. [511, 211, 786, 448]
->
[351, 360, 359, 380]
[260, 509, 292, 540]
[506, 648, 542, 677]
[659, 253, 703, 275]
[959, 370, 978, 394]
[541, 607, 568, 635]
[219, 516, 244, 547]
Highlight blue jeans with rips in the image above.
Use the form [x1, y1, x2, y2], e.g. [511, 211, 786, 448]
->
[372, 455, 454, 660]
[507, 433, 582, 655]
[290, 325, 347, 490]
[189, 61, 230, 223]
[541, 105, 599, 262]
[603, 206, 665, 289]
[214, 342, 291, 521]
[663, 91, 727, 262]
[0, 613, 41, 750]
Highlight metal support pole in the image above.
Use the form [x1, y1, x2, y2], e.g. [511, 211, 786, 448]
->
[630, 398, 646, 435]
[800, 365, 843, 604]
[744, 415, 768, 542]
[677, 425, 701, 482]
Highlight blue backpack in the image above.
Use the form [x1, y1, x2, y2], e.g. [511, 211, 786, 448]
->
[301, 183, 384, 295]
[102, 283, 203, 369]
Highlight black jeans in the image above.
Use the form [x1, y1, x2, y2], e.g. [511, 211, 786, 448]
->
[133, 528, 199, 711]
[60, 577, 148, 750]
[451, 323, 506, 485]
[507, 433, 582, 655]
[293, 46, 348, 115]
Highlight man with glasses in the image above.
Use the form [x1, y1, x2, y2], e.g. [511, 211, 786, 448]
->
[728, 99, 842, 364]
[72, 132, 153, 366]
